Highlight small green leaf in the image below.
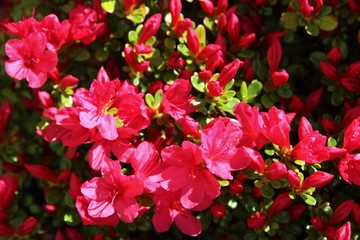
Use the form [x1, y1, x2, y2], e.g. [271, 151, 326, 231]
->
[177, 43, 190, 56]
[164, 38, 176, 50]
[222, 90, 236, 98]
[68, 47, 90, 61]
[331, 90, 344, 106]
[319, 6, 332, 16]
[46, 188, 61, 204]
[305, 22, 319, 36]
[260, 185, 275, 198]
[145, 93, 155, 108]
[309, 51, 328, 67]
[190, 75, 205, 92]
[318, 15, 338, 31]
[128, 30, 138, 44]
[327, 137, 337, 147]
[196, 25, 206, 49]
[281, 12, 299, 30]
[219, 180, 229, 187]
[300, 193, 317, 206]
[239, 81, 248, 102]
[261, 94, 274, 109]
[277, 211, 290, 223]
[154, 90, 163, 108]
[247, 79, 263, 102]
[101, 0, 116, 13]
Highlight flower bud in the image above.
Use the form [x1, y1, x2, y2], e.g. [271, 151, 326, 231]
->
[247, 212, 267, 229]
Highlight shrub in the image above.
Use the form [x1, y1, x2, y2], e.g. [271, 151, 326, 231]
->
[0, 0, 360, 239]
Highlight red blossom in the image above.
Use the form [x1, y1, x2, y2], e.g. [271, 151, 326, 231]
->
[152, 188, 202, 236]
[80, 159, 143, 223]
[301, 171, 334, 189]
[137, 13, 162, 45]
[5, 32, 58, 88]
[68, 4, 106, 44]
[267, 192, 292, 217]
[338, 153, 360, 186]
[247, 212, 267, 229]
[201, 118, 248, 180]
[160, 141, 221, 209]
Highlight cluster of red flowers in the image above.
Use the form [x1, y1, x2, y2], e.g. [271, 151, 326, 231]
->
[1, 0, 360, 239]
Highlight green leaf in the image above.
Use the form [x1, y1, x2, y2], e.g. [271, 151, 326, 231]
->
[46, 188, 61, 204]
[239, 81, 248, 102]
[101, 0, 116, 13]
[327, 137, 337, 147]
[95, 48, 110, 62]
[309, 51, 328, 67]
[331, 90, 344, 106]
[145, 93, 155, 108]
[128, 30, 138, 44]
[300, 193, 317, 206]
[261, 94, 274, 109]
[219, 180, 229, 187]
[164, 38, 176, 50]
[196, 25, 206, 49]
[190, 75, 205, 92]
[154, 90, 163, 108]
[68, 46, 90, 61]
[260, 185, 275, 198]
[305, 22, 319, 36]
[318, 15, 338, 31]
[177, 43, 190, 56]
[277, 211, 291, 223]
[319, 6, 332, 16]
[281, 12, 299, 30]
[247, 79, 263, 102]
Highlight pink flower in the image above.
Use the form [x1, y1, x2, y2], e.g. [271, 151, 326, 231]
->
[76, 196, 119, 226]
[260, 106, 295, 149]
[74, 67, 150, 140]
[128, 141, 167, 192]
[291, 117, 331, 164]
[41, 107, 90, 147]
[162, 78, 197, 120]
[88, 139, 134, 170]
[5, 32, 58, 88]
[234, 102, 267, 148]
[338, 153, 360, 185]
[160, 141, 221, 209]
[343, 117, 360, 153]
[68, 4, 106, 44]
[5, 17, 39, 39]
[80, 159, 143, 223]
[152, 188, 202, 236]
[201, 118, 250, 180]
[38, 14, 70, 51]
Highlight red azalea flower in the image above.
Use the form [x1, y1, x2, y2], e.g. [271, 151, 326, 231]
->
[5, 32, 58, 88]
[152, 188, 202, 236]
[80, 159, 143, 223]
[201, 118, 250, 180]
[128, 141, 167, 192]
[160, 141, 221, 209]
[68, 4, 106, 44]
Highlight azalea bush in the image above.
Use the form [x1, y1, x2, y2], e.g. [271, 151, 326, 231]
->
[1, 0, 360, 239]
